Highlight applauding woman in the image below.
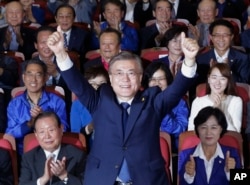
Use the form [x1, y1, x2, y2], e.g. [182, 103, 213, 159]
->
[188, 63, 243, 132]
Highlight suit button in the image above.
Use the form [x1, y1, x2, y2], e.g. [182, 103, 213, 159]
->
[115, 165, 119, 169]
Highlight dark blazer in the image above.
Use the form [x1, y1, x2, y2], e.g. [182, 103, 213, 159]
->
[178, 145, 241, 185]
[0, 148, 13, 185]
[196, 48, 250, 84]
[61, 64, 196, 185]
[240, 29, 250, 53]
[176, 0, 198, 25]
[139, 23, 159, 50]
[68, 26, 89, 57]
[0, 25, 36, 60]
[19, 144, 86, 185]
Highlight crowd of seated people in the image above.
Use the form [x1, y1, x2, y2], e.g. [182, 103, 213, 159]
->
[0, 0, 250, 184]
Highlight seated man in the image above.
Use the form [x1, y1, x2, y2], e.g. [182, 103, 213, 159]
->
[0, 1, 36, 60]
[6, 59, 68, 154]
[139, 0, 174, 50]
[196, 19, 250, 84]
[84, 27, 121, 72]
[19, 111, 86, 185]
[90, 0, 139, 53]
[0, 147, 13, 185]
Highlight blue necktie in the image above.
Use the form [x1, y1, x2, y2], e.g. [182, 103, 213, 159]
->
[118, 102, 131, 182]
[9, 27, 18, 51]
[63, 33, 68, 48]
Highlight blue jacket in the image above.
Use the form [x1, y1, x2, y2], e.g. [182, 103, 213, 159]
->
[6, 90, 68, 154]
[70, 99, 92, 133]
[178, 145, 242, 185]
[31, 5, 45, 25]
[160, 99, 189, 150]
[90, 21, 139, 52]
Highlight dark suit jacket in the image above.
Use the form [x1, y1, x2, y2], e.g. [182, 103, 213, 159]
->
[0, 25, 36, 60]
[19, 144, 86, 185]
[196, 48, 250, 84]
[61, 64, 196, 185]
[0, 148, 13, 185]
[68, 26, 89, 58]
[83, 56, 103, 72]
[176, 0, 198, 25]
[178, 145, 241, 185]
[139, 24, 159, 50]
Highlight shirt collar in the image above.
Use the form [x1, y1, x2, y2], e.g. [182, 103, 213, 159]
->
[44, 145, 61, 161]
[214, 49, 230, 63]
[193, 142, 224, 160]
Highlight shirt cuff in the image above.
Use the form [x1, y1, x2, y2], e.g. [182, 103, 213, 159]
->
[56, 55, 73, 71]
[184, 172, 195, 184]
[37, 178, 41, 185]
[181, 61, 197, 78]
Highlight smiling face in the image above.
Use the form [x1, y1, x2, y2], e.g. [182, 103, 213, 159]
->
[103, 3, 124, 27]
[34, 115, 63, 152]
[168, 34, 183, 57]
[208, 67, 228, 95]
[35, 30, 54, 60]
[210, 25, 233, 56]
[153, 1, 171, 23]
[100, 32, 120, 62]
[197, 0, 217, 24]
[109, 59, 142, 101]
[55, 7, 74, 32]
[197, 115, 222, 147]
[148, 69, 167, 91]
[22, 63, 47, 94]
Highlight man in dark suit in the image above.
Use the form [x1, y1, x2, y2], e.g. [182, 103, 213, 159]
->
[0, 1, 36, 60]
[139, 0, 174, 50]
[54, 4, 89, 61]
[196, 19, 250, 85]
[84, 27, 121, 72]
[19, 111, 86, 185]
[48, 25, 199, 185]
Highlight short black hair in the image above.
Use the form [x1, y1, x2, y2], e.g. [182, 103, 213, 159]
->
[142, 61, 173, 89]
[84, 66, 109, 83]
[99, 27, 122, 44]
[55, 4, 76, 18]
[153, 0, 172, 11]
[102, 0, 125, 12]
[33, 111, 61, 131]
[209, 19, 234, 35]
[161, 25, 188, 48]
[35, 26, 56, 43]
[23, 59, 47, 75]
[194, 106, 228, 138]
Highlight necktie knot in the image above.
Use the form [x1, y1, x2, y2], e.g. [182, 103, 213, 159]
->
[121, 102, 130, 110]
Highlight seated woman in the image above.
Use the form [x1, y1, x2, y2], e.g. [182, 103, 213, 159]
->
[188, 63, 243, 133]
[179, 106, 242, 185]
[154, 25, 188, 77]
[142, 61, 189, 152]
[70, 66, 109, 150]
[19, 0, 45, 25]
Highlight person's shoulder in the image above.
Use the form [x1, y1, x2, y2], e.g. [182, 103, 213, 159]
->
[61, 144, 86, 156]
[23, 145, 43, 158]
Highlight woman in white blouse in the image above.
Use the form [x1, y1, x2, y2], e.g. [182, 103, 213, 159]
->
[188, 63, 243, 132]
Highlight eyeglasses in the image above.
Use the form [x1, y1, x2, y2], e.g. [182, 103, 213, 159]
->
[110, 71, 141, 79]
[24, 72, 44, 80]
[149, 77, 166, 83]
[211, 33, 232, 39]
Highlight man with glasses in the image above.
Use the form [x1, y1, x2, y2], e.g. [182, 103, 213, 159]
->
[47, 25, 199, 185]
[6, 60, 68, 155]
[196, 19, 250, 85]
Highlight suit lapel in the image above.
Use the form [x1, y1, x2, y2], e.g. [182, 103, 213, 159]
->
[124, 93, 146, 142]
[196, 158, 209, 184]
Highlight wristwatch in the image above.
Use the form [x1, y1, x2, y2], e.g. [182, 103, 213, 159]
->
[62, 177, 68, 184]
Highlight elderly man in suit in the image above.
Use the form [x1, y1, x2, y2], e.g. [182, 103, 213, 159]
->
[47, 25, 199, 185]
[19, 111, 86, 185]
